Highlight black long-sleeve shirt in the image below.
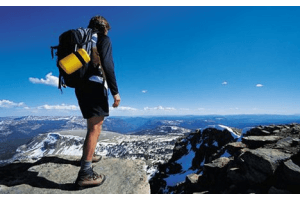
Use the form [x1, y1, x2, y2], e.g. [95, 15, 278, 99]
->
[97, 35, 119, 96]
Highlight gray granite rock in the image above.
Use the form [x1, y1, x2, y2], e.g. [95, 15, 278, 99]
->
[0, 155, 150, 194]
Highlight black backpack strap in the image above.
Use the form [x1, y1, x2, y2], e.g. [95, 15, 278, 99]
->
[51, 45, 63, 93]
[74, 51, 88, 66]
[58, 69, 65, 93]
[58, 73, 62, 92]
[50, 46, 58, 59]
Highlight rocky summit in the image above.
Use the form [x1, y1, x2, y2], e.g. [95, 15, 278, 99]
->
[0, 155, 150, 194]
[150, 124, 300, 194]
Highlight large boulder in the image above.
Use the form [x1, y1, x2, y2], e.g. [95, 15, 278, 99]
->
[238, 148, 291, 184]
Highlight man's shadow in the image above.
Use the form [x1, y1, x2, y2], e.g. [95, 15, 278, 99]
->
[0, 156, 81, 191]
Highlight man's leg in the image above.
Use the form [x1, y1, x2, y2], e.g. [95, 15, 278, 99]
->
[75, 116, 106, 188]
[82, 116, 104, 161]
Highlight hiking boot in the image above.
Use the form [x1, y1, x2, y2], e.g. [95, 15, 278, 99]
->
[75, 167, 106, 189]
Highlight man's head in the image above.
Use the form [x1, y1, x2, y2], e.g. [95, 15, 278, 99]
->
[88, 15, 111, 35]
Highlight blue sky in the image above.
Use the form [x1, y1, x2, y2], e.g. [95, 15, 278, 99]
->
[1, 5, 300, 117]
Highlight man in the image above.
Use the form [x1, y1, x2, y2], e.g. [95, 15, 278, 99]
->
[74, 15, 121, 189]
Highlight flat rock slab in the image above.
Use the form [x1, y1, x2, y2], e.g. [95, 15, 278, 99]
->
[242, 136, 282, 148]
[0, 155, 150, 194]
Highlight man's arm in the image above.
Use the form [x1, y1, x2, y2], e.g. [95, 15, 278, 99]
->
[97, 35, 119, 96]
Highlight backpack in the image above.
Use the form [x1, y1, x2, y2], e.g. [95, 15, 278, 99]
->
[51, 27, 104, 90]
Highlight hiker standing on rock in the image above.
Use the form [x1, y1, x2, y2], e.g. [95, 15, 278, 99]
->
[75, 15, 121, 188]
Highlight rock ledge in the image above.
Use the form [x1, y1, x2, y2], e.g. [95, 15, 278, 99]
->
[0, 155, 150, 194]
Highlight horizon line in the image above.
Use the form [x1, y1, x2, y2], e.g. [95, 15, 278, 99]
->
[1, 113, 300, 118]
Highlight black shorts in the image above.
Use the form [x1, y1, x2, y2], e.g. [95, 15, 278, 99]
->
[75, 81, 109, 119]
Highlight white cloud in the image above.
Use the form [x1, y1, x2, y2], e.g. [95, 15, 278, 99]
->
[29, 72, 59, 87]
[144, 106, 176, 111]
[0, 100, 25, 108]
[141, 90, 148, 94]
[256, 84, 263, 87]
[0, 100, 79, 111]
[37, 104, 79, 110]
[222, 81, 228, 85]
[111, 106, 138, 111]
[180, 108, 190, 111]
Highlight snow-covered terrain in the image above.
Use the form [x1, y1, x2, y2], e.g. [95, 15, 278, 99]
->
[0, 116, 196, 160]
[2, 131, 183, 180]
[0, 123, 247, 182]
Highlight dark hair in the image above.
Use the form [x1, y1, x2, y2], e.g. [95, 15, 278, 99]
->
[88, 15, 111, 34]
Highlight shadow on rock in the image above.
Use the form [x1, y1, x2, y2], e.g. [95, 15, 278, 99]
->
[0, 156, 81, 191]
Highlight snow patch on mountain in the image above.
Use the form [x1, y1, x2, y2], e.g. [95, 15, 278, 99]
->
[164, 143, 198, 187]
[202, 124, 240, 139]
[15, 133, 84, 159]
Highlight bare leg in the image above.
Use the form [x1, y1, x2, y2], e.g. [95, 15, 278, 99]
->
[75, 116, 106, 187]
[82, 116, 104, 161]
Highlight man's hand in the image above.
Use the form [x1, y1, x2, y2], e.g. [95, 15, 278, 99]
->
[112, 93, 121, 108]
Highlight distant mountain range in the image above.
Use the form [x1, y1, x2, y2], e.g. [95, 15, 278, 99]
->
[1, 115, 300, 161]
